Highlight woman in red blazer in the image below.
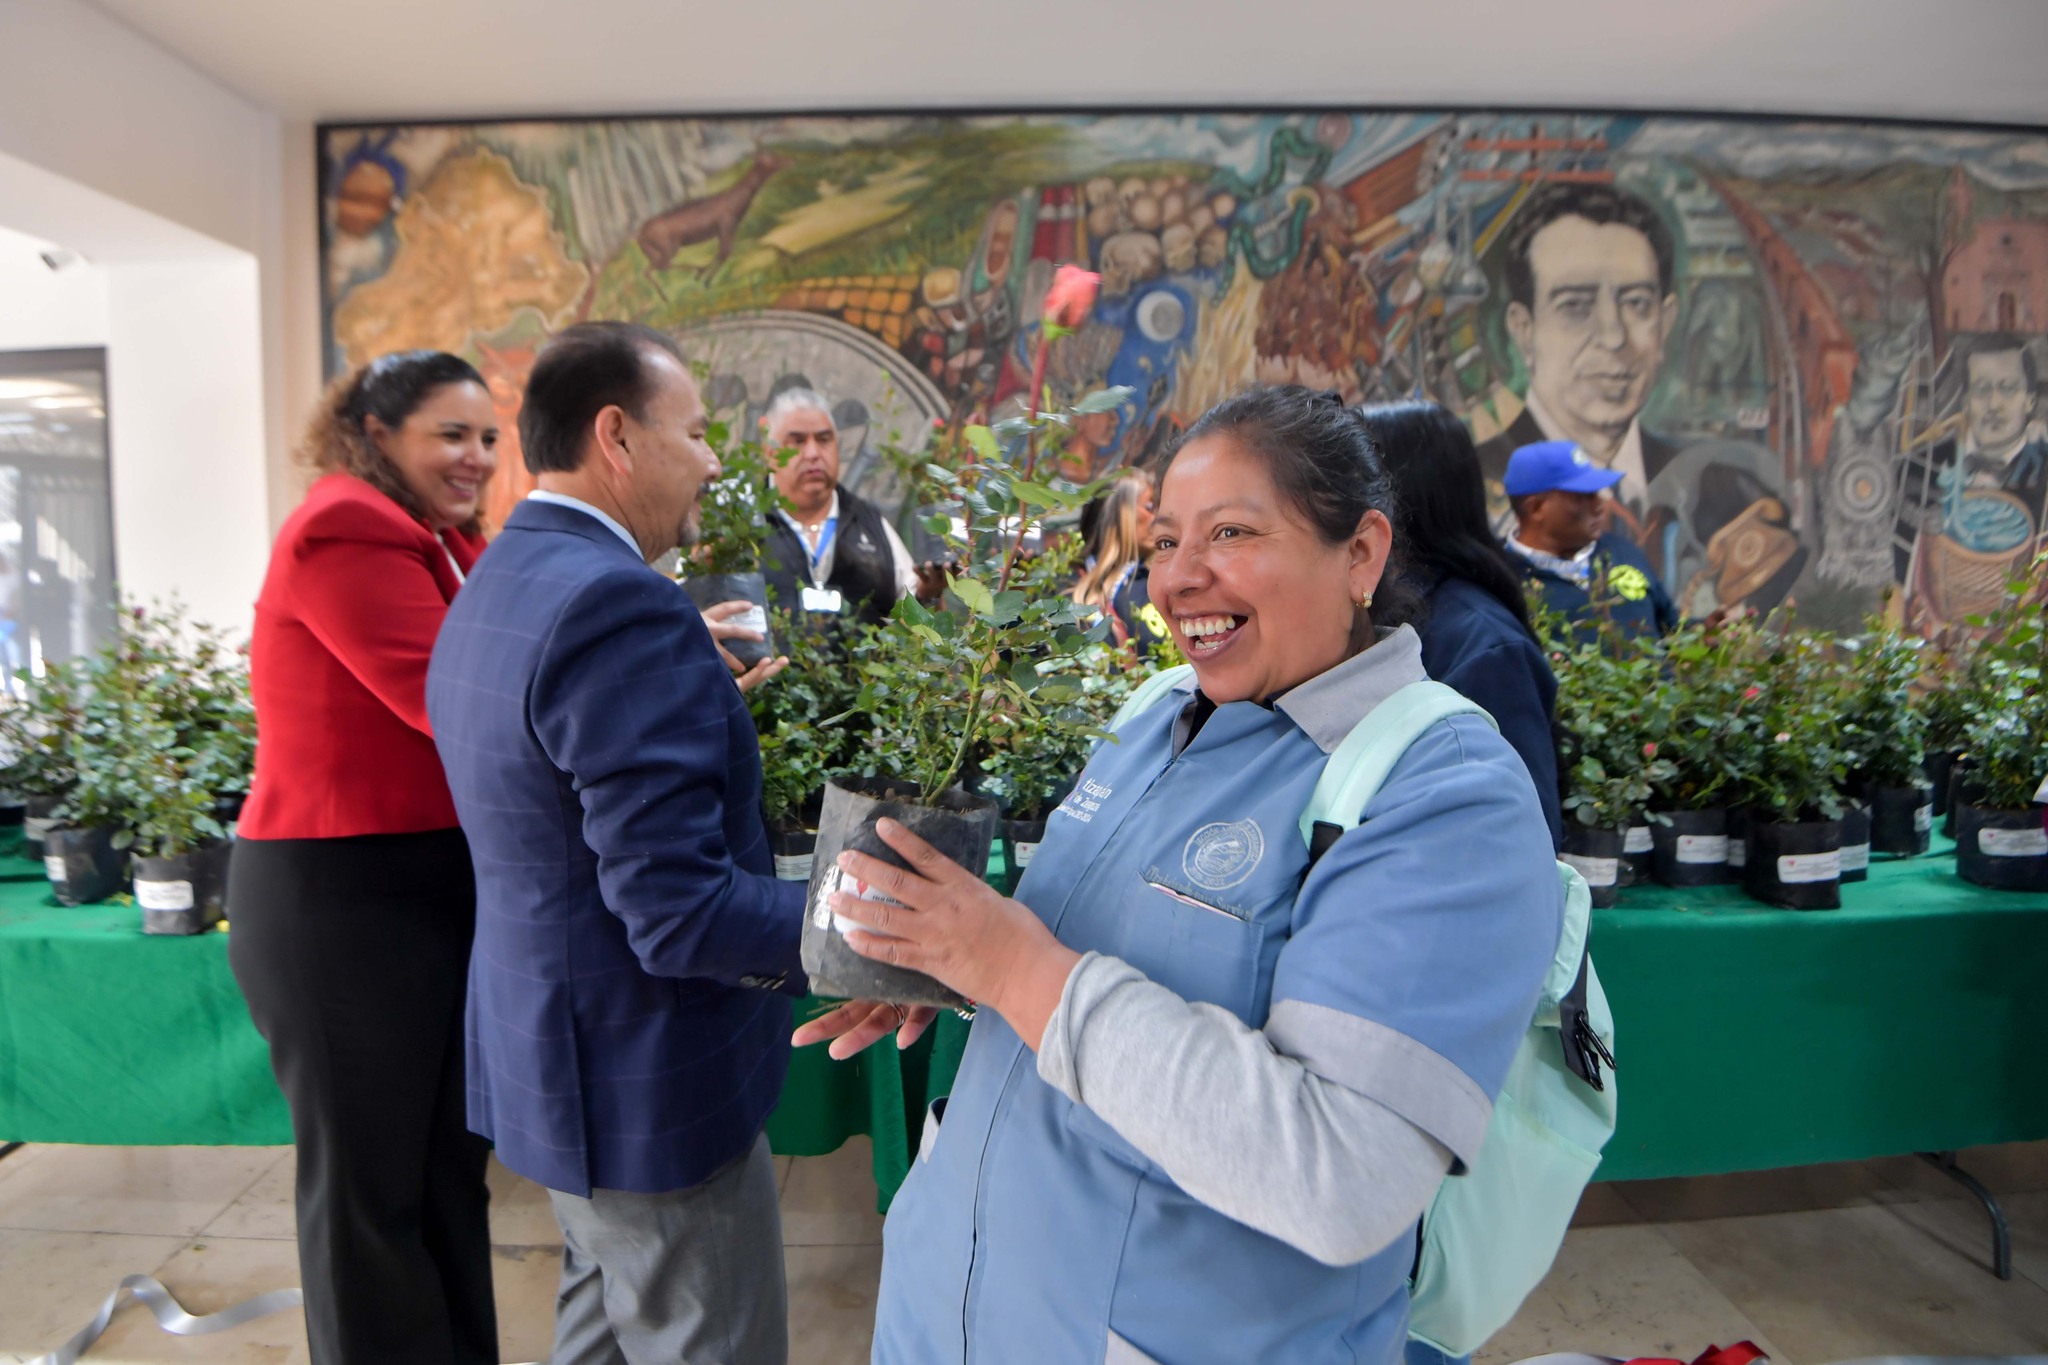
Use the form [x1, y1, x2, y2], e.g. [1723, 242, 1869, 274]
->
[229, 350, 501, 1365]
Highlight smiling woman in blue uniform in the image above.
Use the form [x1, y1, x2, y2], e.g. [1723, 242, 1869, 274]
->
[795, 387, 1561, 1365]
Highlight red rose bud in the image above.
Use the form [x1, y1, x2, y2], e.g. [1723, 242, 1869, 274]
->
[1042, 265, 1100, 331]
[1642, 742, 1658, 758]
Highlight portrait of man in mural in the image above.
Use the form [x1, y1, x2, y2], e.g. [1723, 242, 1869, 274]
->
[1895, 332, 2047, 628]
[1479, 182, 1681, 517]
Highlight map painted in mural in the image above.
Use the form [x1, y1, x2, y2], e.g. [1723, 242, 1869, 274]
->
[318, 112, 2048, 633]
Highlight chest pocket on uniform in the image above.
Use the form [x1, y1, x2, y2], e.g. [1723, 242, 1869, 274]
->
[1107, 870, 1268, 1022]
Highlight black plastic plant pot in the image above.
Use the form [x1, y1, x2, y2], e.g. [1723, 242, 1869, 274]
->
[770, 826, 818, 884]
[1648, 808, 1728, 888]
[800, 777, 998, 1007]
[1838, 803, 1872, 884]
[1743, 818, 1843, 910]
[1620, 818, 1653, 887]
[43, 825, 128, 906]
[683, 572, 774, 669]
[1725, 807, 1754, 883]
[135, 844, 228, 935]
[0, 797, 23, 827]
[1869, 782, 1933, 857]
[22, 792, 61, 860]
[1560, 826, 1624, 908]
[1954, 804, 2048, 891]
[999, 818, 1049, 896]
[1943, 762, 1973, 839]
[1927, 750, 1960, 819]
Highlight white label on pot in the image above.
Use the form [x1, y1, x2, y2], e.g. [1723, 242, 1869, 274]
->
[23, 816, 54, 841]
[1624, 826, 1653, 854]
[1014, 841, 1041, 869]
[136, 879, 195, 911]
[1914, 804, 1933, 833]
[729, 604, 769, 637]
[1676, 834, 1727, 864]
[1726, 839, 1748, 869]
[1561, 853, 1618, 888]
[812, 863, 905, 938]
[1839, 843, 1871, 873]
[43, 855, 66, 883]
[1980, 827, 2048, 858]
[774, 853, 814, 882]
[1776, 850, 1840, 884]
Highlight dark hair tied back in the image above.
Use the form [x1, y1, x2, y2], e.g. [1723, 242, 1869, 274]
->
[299, 349, 485, 529]
[1163, 384, 1421, 629]
[342, 349, 484, 434]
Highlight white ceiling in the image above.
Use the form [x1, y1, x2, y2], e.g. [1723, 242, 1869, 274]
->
[89, 0, 2048, 128]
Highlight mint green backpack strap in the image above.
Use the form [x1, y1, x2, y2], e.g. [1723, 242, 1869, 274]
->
[1106, 663, 1196, 735]
[1298, 680, 1495, 846]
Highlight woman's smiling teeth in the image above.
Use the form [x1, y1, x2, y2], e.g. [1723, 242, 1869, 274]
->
[1178, 614, 1244, 655]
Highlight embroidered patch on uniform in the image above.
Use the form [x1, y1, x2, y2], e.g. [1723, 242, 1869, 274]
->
[1182, 820, 1264, 891]
[1606, 564, 1651, 601]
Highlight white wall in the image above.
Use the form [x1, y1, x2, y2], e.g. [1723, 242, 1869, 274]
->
[0, 0, 299, 637]
[101, 260, 271, 638]
[0, 225, 108, 351]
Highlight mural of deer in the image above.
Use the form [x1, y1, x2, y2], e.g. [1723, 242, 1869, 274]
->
[637, 151, 787, 273]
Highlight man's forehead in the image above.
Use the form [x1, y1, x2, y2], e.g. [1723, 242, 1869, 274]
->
[771, 405, 835, 432]
[1530, 215, 1661, 284]
[1967, 349, 2026, 379]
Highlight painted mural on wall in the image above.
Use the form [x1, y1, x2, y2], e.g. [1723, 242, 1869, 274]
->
[319, 112, 2048, 634]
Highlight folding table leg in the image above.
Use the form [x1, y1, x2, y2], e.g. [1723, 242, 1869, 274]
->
[1917, 1150, 2012, 1280]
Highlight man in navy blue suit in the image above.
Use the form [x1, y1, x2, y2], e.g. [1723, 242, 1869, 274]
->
[428, 321, 806, 1364]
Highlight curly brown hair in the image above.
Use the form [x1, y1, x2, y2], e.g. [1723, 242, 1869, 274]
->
[298, 350, 488, 533]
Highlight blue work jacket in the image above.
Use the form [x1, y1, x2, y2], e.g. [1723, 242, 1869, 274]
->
[873, 628, 1559, 1365]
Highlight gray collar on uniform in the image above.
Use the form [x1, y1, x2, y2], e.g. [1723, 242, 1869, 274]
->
[1272, 624, 1428, 754]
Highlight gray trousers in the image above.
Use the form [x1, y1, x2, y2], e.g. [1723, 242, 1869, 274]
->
[547, 1133, 787, 1365]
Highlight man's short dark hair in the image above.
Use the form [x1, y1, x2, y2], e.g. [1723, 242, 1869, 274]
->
[1504, 182, 1677, 312]
[520, 322, 686, 475]
[1955, 331, 2040, 393]
[1508, 492, 1539, 522]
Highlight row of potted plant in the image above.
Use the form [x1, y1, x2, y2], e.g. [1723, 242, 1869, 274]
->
[0, 603, 254, 931]
[1546, 554, 2047, 909]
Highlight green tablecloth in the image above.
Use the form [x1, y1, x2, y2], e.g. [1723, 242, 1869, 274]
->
[0, 832, 969, 1210]
[1591, 835, 2048, 1180]
[5, 832, 2045, 1202]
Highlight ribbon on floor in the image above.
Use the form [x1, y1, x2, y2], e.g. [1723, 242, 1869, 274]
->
[28, 1274, 303, 1365]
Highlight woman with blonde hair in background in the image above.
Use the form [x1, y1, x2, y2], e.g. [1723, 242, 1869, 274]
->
[1072, 466, 1168, 651]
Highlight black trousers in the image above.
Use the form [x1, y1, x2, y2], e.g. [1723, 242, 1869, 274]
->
[228, 828, 497, 1365]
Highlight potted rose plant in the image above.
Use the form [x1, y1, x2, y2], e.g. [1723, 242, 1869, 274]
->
[678, 428, 791, 669]
[799, 267, 1124, 1006]
[1545, 612, 1675, 907]
[1837, 613, 1930, 862]
[1736, 628, 1851, 909]
[0, 659, 85, 861]
[751, 610, 873, 882]
[1950, 559, 2048, 890]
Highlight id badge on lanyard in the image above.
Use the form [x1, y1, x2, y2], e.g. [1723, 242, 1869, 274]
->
[802, 515, 843, 614]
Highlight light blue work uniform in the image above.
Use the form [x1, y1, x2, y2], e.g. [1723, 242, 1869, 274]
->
[873, 629, 1560, 1365]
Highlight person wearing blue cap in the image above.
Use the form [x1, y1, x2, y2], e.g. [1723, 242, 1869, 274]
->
[1504, 439, 1677, 638]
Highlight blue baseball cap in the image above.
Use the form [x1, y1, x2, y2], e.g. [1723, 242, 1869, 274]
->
[1503, 440, 1626, 497]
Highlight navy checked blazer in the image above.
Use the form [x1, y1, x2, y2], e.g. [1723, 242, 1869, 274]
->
[427, 498, 806, 1196]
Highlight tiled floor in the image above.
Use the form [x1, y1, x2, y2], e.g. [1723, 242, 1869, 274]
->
[0, 1138, 2043, 1364]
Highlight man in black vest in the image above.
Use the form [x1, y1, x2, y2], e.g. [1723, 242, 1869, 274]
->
[758, 388, 921, 625]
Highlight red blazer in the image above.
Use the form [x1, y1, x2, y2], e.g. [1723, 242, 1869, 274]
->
[239, 474, 486, 840]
